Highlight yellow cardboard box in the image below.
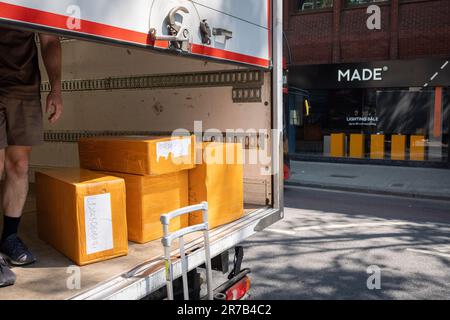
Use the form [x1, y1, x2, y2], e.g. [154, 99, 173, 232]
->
[189, 142, 244, 229]
[103, 171, 189, 243]
[35, 168, 128, 266]
[79, 136, 195, 176]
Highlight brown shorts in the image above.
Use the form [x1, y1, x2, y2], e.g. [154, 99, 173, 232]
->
[0, 95, 43, 149]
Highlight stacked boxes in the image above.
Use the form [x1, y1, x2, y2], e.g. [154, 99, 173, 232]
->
[35, 168, 128, 266]
[79, 136, 244, 239]
[78, 136, 195, 244]
[36, 135, 245, 264]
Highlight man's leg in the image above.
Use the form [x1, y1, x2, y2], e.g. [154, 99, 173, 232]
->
[0, 149, 6, 231]
[0, 148, 18, 288]
[0, 100, 17, 288]
[0, 146, 36, 266]
[2, 146, 31, 219]
[0, 148, 4, 184]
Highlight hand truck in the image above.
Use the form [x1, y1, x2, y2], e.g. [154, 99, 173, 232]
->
[160, 202, 213, 300]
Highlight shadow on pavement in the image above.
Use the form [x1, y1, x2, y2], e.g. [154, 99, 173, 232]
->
[241, 187, 450, 299]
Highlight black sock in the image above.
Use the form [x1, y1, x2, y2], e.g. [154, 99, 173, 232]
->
[1, 216, 21, 241]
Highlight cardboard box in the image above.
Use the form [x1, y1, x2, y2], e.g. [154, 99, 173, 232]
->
[103, 171, 189, 243]
[79, 136, 195, 176]
[35, 168, 128, 266]
[189, 143, 244, 229]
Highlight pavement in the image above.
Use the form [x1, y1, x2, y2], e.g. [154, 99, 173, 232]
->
[242, 186, 450, 300]
[286, 161, 450, 201]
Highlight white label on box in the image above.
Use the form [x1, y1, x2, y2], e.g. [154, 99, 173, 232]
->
[156, 138, 191, 161]
[84, 193, 114, 255]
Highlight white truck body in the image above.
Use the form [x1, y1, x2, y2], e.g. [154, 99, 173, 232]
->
[0, 0, 283, 300]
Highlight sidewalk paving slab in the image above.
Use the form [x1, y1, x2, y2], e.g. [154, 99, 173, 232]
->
[286, 161, 450, 201]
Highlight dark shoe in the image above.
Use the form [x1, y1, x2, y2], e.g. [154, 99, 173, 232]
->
[0, 234, 36, 266]
[0, 255, 16, 287]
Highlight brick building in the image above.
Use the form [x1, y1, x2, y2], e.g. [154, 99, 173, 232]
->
[283, 0, 450, 168]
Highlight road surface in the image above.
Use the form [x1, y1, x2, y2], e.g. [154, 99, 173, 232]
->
[242, 186, 450, 299]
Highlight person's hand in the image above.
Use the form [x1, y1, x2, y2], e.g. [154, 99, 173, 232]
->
[46, 90, 63, 123]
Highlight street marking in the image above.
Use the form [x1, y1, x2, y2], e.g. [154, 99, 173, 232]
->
[441, 61, 449, 69]
[406, 248, 450, 259]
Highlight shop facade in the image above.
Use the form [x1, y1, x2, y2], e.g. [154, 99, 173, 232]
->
[286, 58, 450, 167]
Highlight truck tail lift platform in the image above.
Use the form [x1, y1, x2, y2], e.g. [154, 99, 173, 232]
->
[0, 0, 284, 300]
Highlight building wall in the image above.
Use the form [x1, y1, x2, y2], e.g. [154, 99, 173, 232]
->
[284, 0, 450, 65]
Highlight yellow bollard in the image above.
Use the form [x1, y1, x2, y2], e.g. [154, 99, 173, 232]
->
[410, 135, 425, 161]
[330, 133, 346, 158]
[370, 134, 385, 159]
[349, 134, 365, 158]
[391, 135, 406, 160]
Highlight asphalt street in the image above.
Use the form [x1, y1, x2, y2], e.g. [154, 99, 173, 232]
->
[241, 186, 450, 300]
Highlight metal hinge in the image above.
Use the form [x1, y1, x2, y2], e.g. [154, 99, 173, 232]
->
[149, 6, 191, 52]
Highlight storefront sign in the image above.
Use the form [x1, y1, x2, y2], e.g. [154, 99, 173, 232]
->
[338, 67, 387, 83]
[346, 116, 378, 127]
[289, 58, 450, 89]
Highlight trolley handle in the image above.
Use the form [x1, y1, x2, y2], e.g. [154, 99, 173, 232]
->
[160, 202, 208, 226]
[162, 224, 208, 247]
[160, 201, 213, 301]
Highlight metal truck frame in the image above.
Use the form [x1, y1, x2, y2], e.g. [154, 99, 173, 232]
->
[0, 0, 283, 300]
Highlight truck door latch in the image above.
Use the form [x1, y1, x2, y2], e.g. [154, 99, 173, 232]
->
[200, 19, 212, 45]
[149, 6, 191, 51]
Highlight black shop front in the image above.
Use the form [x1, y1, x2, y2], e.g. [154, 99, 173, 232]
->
[286, 58, 450, 167]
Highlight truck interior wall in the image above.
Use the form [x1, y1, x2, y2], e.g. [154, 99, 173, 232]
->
[29, 39, 273, 206]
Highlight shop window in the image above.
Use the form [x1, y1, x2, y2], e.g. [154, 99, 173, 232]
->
[297, 0, 333, 11]
[376, 91, 432, 135]
[287, 87, 449, 164]
[345, 0, 389, 6]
